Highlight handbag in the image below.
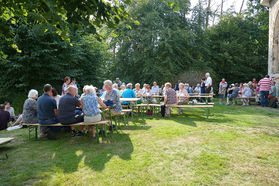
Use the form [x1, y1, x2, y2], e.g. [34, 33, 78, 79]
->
[104, 100, 114, 107]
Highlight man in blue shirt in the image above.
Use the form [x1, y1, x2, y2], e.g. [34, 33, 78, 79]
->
[122, 83, 136, 105]
[37, 84, 58, 139]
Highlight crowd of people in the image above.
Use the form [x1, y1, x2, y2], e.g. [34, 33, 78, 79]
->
[1, 72, 278, 139]
[218, 75, 278, 107]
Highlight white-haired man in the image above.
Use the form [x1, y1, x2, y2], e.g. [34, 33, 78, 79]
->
[102, 80, 122, 116]
[58, 85, 84, 137]
[205, 72, 212, 93]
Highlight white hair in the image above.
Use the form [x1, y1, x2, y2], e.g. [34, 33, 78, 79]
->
[135, 83, 140, 87]
[206, 72, 210, 76]
[112, 83, 118, 89]
[83, 85, 89, 92]
[104, 80, 113, 87]
[85, 85, 96, 95]
[127, 83, 133, 89]
[28, 89, 38, 99]
[66, 85, 77, 93]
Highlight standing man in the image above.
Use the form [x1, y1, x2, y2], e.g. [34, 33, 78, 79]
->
[258, 75, 272, 107]
[115, 78, 122, 89]
[205, 72, 212, 93]
[37, 84, 59, 139]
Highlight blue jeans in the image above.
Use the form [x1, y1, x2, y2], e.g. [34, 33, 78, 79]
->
[260, 91, 269, 107]
[38, 117, 59, 133]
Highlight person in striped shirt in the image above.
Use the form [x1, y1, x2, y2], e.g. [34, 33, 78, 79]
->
[258, 75, 272, 107]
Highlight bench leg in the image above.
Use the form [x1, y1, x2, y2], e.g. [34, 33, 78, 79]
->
[35, 126, 38, 140]
[104, 124, 107, 137]
[206, 108, 210, 119]
[28, 127, 31, 140]
[95, 125, 100, 144]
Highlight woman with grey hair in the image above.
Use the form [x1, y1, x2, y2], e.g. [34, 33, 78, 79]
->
[102, 80, 122, 116]
[81, 85, 107, 139]
[22, 89, 39, 124]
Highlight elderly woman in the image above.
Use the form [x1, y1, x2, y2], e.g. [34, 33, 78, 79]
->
[81, 85, 107, 139]
[102, 80, 122, 116]
[112, 83, 121, 97]
[134, 83, 143, 97]
[176, 83, 190, 115]
[22, 89, 39, 124]
[164, 82, 177, 117]
[120, 84, 126, 97]
[241, 83, 252, 106]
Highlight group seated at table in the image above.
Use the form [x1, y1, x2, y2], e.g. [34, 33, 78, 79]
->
[2, 74, 215, 138]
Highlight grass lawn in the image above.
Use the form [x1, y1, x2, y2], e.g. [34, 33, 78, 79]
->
[1, 104, 279, 185]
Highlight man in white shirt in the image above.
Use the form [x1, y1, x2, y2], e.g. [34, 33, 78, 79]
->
[205, 72, 212, 93]
[151, 82, 160, 95]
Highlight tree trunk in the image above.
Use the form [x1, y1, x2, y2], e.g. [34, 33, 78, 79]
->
[205, 0, 211, 28]
[220, 0, 224, 17]
[239, 0, 245, 14]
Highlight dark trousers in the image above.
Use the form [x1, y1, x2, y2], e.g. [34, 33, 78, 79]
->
[38, 117, 59, 133]
[260, 91, 269, 107]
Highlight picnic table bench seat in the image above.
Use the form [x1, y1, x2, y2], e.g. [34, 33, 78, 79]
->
[0, 138, 14, 145]
[166, 104, 213, 118]
[22, 120, 111, 143]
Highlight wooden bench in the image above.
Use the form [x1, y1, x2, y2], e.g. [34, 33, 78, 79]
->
[236, 97, 257, 104]
[0, 138, 14, 145]
[22, 120, 111, 143]
[166, 104, 214, 119]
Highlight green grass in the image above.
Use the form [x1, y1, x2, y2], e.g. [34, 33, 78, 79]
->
[1, 104, 279, 185]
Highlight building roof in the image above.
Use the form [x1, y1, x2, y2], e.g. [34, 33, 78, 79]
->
[261, 0, 273, 7]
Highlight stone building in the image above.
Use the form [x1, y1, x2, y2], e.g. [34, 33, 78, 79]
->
[262, 0, 279, 77]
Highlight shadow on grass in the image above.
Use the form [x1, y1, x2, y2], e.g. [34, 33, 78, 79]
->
[46, 132, 134, 173]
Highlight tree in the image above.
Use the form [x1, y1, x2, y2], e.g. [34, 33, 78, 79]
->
[111, 0, 209, 85]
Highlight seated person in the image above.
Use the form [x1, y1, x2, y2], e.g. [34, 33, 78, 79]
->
[226, 83, 239, 105]
[22, 89, 39, 124]
[143, 84, 156, 103]
[112, 83, 121, 97]
[194, 84, 201, 94]
[176, 83, 190, 115]
[0, 104, 10, 130]
[151, 82, 160, 95]
[122, 83, 136, 105]
[241, 83, 252, 106]
[58, 85, 84, 137]
[102, 80, 122, 116]
[134, 83, 143, 104]
[52, 88, 61, 107]
[119, 84, 126, 97]
[269, 82, 277, 107]
[37, 84, 59, 139]
[4, 101, 15, 122]
[81, 85, 107, 139]
[164, 82, 177, 116]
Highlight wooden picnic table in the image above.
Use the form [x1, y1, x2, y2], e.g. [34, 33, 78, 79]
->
[0, 138, 14, 145]
[120, 98, 140, 102]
